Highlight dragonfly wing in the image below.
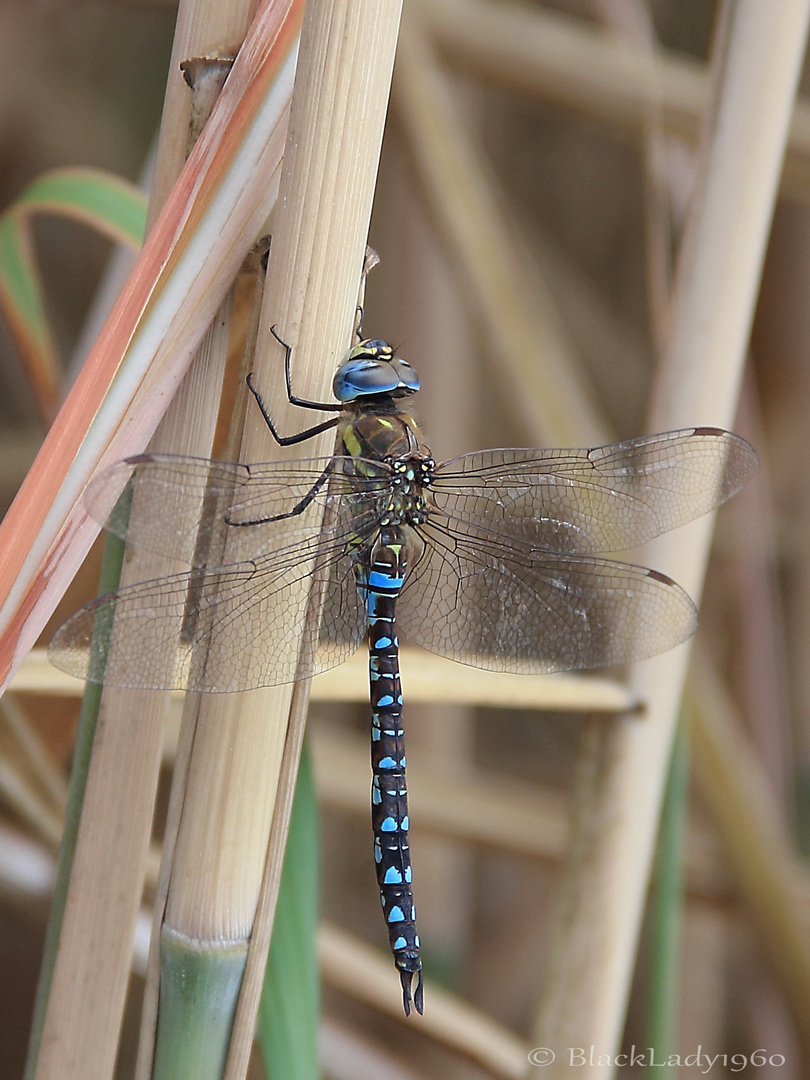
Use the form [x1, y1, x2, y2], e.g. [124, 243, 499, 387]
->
[431, 429, 757, 555]
[397, 519, 697, 674]
[85, 453, 391, 565]
[85, 455, 251, 556]
[49, 525, 365, 693]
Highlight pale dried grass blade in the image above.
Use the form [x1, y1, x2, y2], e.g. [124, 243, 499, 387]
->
[310, 723, 732, 902]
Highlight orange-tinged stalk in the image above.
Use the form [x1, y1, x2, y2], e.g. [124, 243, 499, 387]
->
[0, 0, 305, 693]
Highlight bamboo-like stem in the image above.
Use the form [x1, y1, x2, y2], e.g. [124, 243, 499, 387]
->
[224, 0, 404, 1063]
[134, 302, 248, 1080]
[136, 264, 260, 1076]
[135, 9, 283, 1078]
[26, 525, 129, 1080]
[135, 245, 270, 1080]
[532, 2, 810, 1071]
[29, 5, 267, 1079]
[134, 4, 404, 1078]
[146, 0, 253, 226]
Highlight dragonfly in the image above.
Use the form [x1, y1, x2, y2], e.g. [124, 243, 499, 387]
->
[51, 328, 757, 1015]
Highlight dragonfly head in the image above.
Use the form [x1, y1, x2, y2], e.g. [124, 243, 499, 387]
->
[333, 339, 420, 403]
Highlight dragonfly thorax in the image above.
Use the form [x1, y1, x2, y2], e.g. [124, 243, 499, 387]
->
[333, 339, 420, 403]
[380, 457, 434, 527]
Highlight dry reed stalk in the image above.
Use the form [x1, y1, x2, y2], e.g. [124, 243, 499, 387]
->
[131, 258, 253, 1080]
[690, 656, 810, 1043]
[312, 722, 571, 863]
[222, 1, 405, 1064]
[133, 6, 293, 1076]
[27, 5, 270, 1080]
[431, 0, 707, 144]
[13, 644, 637, 711]
[0, 0, 300, 695]
[595, 0, 673, 351]
[135, 48, 263, 1077]
[146, 2, 265, 225]
[132, 289, 259, 1073]
[429, 0, 810, 207]
[533, 2, 810, 1071]
[116, 3, 406, 1076]
[10, 647, 724, 886]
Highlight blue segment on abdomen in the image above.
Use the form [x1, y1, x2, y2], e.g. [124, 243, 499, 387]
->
[368, 570, 405, 590]
[365, 528, 422, 1014]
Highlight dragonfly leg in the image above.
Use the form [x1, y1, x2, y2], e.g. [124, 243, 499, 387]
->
[244, 325, 344, 447]
[246, 371, 340, 447]
[224, 461, 334, 528]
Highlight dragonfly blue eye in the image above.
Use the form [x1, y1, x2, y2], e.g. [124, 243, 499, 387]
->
[333, 339, 420, 402]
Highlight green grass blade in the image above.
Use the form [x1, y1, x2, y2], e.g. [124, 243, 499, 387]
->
[257, 741, 320, 1080]
[646, 716, 689, 1065]
[12, 168, 147, 247]
[0, 168, 146, 415]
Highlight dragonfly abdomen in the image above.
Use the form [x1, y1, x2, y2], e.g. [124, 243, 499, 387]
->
[362, 527, 423, 1016]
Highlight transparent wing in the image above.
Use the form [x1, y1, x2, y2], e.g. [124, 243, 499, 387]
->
[397, 517, 698, 674]
[50, 500, 370, 694]
[85, 452, 393, 565]
[431, 428, 757, 555]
